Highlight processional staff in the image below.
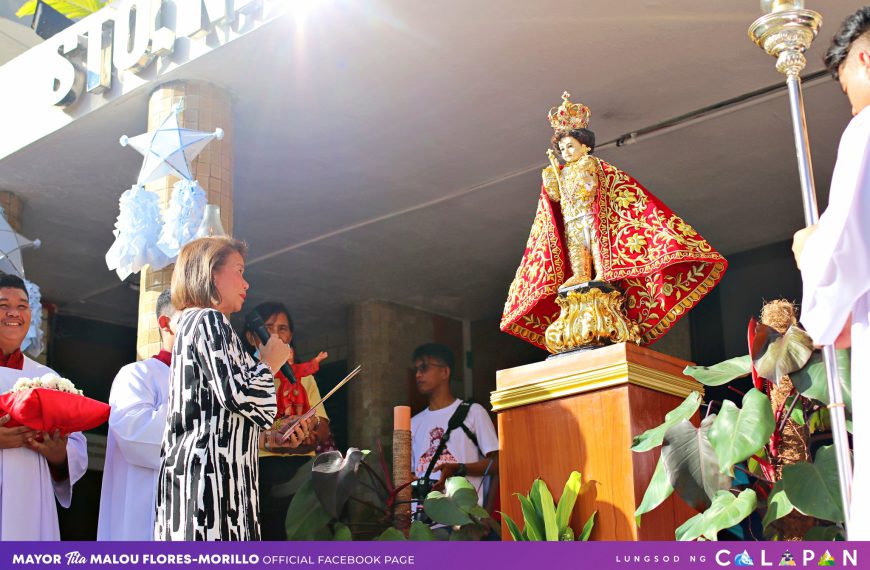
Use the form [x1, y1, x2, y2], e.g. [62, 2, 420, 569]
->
[748, 0, 853, 537]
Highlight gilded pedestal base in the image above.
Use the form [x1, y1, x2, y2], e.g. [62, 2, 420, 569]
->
[544, 281, 641, 354]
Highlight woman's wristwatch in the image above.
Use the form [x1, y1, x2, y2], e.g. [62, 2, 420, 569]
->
[455, 463, 468, 477]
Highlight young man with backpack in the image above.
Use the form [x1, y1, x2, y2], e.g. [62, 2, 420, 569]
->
[410, 343, 499, 511]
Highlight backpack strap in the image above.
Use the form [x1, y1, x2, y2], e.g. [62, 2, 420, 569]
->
[421, 400, 483, 482]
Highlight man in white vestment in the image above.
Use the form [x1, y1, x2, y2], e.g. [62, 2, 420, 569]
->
[0, 274, 88, 540]
[792, 6, 870, 540]
[97, 289, 176, 540]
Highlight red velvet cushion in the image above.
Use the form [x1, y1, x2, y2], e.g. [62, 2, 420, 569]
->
[0, 388, 109, 434]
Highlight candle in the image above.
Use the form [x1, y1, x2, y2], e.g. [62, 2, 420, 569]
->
[393, 406, 411, 431]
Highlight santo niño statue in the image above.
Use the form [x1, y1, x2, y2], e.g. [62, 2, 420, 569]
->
[501, 92, 728, 354]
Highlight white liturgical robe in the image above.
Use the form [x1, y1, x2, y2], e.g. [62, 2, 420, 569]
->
[97, 357, 170, 541]
[800, 106, 870, 540]
[0, 357, 88, 540]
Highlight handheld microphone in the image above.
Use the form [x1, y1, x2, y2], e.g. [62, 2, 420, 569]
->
[245, 312, 297, 384]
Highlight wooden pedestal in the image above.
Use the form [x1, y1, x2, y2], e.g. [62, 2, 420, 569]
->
[491, 343, 702, 541]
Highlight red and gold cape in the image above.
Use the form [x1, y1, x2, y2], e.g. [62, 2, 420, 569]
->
[500, 158, 727, 350]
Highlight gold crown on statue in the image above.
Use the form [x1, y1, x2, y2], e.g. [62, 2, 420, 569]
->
[548, 91, 591, 131]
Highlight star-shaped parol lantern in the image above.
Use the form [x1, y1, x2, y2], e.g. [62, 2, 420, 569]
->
[120, 103, 223, 184]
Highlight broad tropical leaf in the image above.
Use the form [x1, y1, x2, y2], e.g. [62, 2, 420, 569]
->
[676, 489, 757, 541]
[555, 471, 582, 531]
[311, 448, 365, 518]
[423, 477, 478, 526]
[752, 324, 814, 384]
[708, 388, 775, 475]
[501, 512, 526, 541]
[578, 511, 596, 541]
[635, 455, 674, 525]
[374, 527, 407, 541]
[804, 525, 845, 541]
[408, 521, 435, 541]
[631, 391, 703, 452]
[684, 356, 751, 386]
[530, 479, 559, 541]
[790, 349, 851, 414]
[761, 479, 795, 532]
[285, 480, 333, 540]
[675, 511, 707, 541]
[332, 522, 352, 541]
[780, 445, 845, 523]
[661, 416, 732, 511]
[517, 494, 544, 540]
[16, 0, 105, 19]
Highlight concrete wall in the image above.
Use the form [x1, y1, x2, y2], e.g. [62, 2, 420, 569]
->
[346, 300, 463, 451]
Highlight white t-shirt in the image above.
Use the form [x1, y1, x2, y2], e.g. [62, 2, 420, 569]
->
[411, 399, 499, 506]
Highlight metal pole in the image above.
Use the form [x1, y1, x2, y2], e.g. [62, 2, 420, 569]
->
[785, 73, 853, 536]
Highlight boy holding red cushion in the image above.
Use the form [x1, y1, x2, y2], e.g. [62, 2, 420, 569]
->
[0, 274, 88, 540]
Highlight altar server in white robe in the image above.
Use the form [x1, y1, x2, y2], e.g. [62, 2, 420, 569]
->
[98, 289, 176, 540]
[793, 7, 870, 540]
[0, 274, 88, 540]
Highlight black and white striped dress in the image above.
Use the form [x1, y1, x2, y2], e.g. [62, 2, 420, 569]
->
[154, 308, 277, 540]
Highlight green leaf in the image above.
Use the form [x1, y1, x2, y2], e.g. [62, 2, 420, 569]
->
[708, 388, 775, 475]
[661, 415, 732, 511]
[531, 479, 559, 541]
[675, 511, 707, 541]
[790, 350, 851, 415]
[422, 477, 480, 526]
[444, 476, 480, 510]
[684, 356, 751, 386]
[761, 479, 795, 532]
[634, 455, 675, 525]
[560, 526, 575, 541]
[285, 480, 334, 540]
[804, 525, 845, 541]
[578, 511, 596, 541]
[517, 494, 544, 541]
[632, 391, 703, 452]
[332, 522, 352, 541]
[423, 494, 472, 526]
[374, 527, 407, 541]
[752, 324, 814, 384]
[408, 521, 435, 541]
[555, 471, 582, 532]
[700, 489, 757, 540]
[16, 0, 105, 19]
[311, 449, 366, 518]
[501, 512, 525, 541]
[676, 490, 757, 541]
[779, 445, 845, 523]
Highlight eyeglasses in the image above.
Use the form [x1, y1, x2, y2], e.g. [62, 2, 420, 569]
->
[414, 361, 447, 374]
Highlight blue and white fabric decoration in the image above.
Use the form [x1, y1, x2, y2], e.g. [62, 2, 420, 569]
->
[105, 185, 172, 280]
[22, 279, 44, 357]
[157, 179, 207, 259]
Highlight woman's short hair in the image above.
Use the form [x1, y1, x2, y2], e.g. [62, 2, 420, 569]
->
[171, 236, 247, 311]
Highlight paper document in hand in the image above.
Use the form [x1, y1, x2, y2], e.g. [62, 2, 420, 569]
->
[279, 365, 362, 442]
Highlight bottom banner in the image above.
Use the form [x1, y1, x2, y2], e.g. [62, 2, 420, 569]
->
[0, 541, 865, 570]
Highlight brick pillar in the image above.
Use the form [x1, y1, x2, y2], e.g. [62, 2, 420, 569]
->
[136, 81, 233, 360]
[0, 191, 23, 230]
[347, 301, 464, 451]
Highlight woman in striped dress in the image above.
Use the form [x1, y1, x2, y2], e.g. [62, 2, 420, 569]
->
[154, 237, 310, 540]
